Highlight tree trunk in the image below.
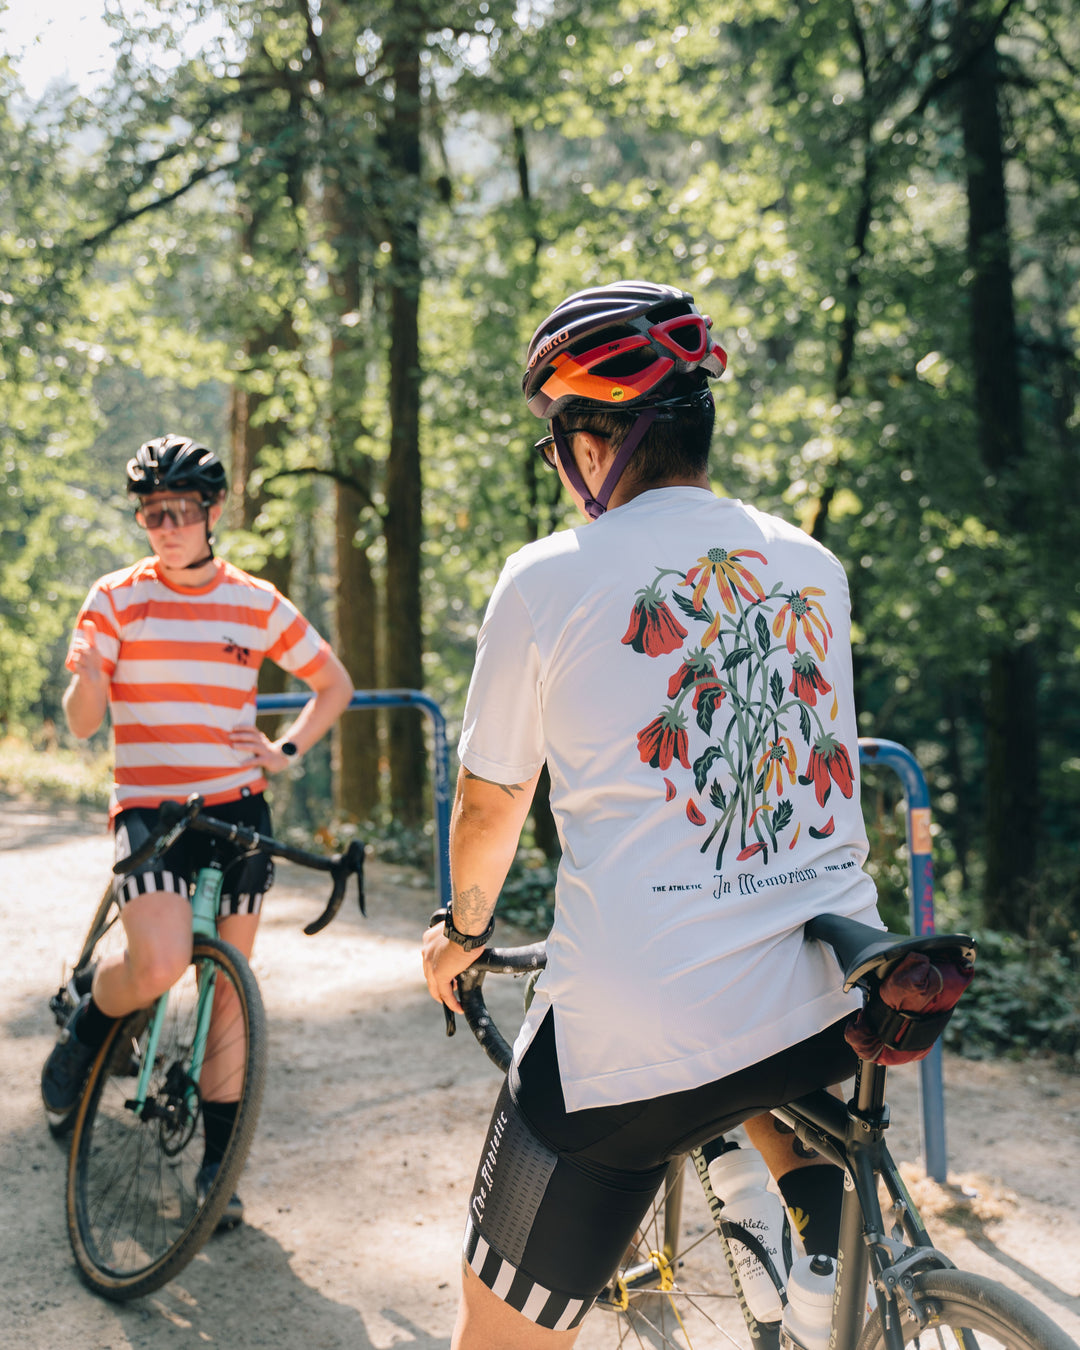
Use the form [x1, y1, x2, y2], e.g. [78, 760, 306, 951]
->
[383, 7, 427, 824]
[956, 5, 1039, 930]
[325, 172, 381, 821]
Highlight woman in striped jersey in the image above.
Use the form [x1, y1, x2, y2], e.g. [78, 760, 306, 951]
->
[42, 434, 354, 1225]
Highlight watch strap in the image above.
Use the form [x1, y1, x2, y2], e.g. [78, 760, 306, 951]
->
[444, 904, 494, 951]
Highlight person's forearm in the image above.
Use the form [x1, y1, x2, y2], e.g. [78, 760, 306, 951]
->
[273, 655, 353, 756]
[449, 769, 540, 933]
[62, 676, 107, 740]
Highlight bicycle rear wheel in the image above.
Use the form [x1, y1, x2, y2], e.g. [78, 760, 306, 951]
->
[856, 1270, 1078, 1350]
[66, 935, 267, 1300]
[583, 1157, 745, 1349]
[45, 879, 126, 1139]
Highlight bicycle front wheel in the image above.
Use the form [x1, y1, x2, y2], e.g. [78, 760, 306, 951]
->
[857, 1270, 1078, 1350]
[583, 1157, 746, 1350]
[66, 935, 267, 1300]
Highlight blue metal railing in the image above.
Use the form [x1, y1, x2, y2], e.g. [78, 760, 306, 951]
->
[256, 690, 452, 913]
[859, 737, 948, 1181]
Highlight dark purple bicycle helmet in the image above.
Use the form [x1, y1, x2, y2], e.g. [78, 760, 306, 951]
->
[126, 434, 227, 501]
[522, 280, 727, 420]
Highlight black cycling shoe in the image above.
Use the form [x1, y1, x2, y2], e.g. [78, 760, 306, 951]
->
[195, 1163, 244, 1231]
[41, 996, 98, 1115]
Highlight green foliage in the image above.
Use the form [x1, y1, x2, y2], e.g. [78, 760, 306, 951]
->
[947, 927, 1080, 1067]
[498, 849, 557, 933]
[0, 736, 112, 808]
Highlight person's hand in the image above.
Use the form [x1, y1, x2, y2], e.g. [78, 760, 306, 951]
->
[421, 922, 484, 1015]
[229, 726, 293, 773]
[69, 620, 107, 688]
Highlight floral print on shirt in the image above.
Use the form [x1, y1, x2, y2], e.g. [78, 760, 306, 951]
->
[624, 545, 855, 869]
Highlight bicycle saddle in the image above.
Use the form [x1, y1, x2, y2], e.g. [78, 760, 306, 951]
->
[806, 912, 976, 992]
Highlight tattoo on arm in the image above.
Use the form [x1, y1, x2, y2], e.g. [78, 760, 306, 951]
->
[453, 883, 491, 929]
[464, 770, 526, 799]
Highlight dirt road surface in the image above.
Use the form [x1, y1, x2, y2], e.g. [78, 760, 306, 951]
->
[2, 801, 1078, 1349]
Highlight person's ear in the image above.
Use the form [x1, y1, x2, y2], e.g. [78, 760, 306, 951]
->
[576, 431, 614, 475]
[208, 496, 226, 529]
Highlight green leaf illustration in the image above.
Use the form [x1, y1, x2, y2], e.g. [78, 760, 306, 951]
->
[770, 669, 784, 706]
[755, 611, 771, 652]
[693, 744, 726, 795]
[672, 590, 714, 625]
[709, 779, 727, 809]
[722, 646, 753, 671]
[773, 798, 793, 832]
[696, 685, 725, 735]
[799, 705, 813, 745]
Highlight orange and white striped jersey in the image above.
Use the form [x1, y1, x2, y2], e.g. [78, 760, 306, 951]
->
[67, 557, 332, 819]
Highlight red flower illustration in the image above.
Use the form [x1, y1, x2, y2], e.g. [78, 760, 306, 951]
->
[686, 799, 706, 826]
[799, 733, 855, 807]
[756, 737, 797, 796]
[663, 777, 677, 801]
[637, 706, 691, 772]
[737, 841, 768, 862]
[788, 651, 832, 707]
[622, 580, 688, 657]
[683, 547, 768, 616]
[772, 587, 833, 660]
[667, 648, 727, 710]
[809, 816, 836, 839]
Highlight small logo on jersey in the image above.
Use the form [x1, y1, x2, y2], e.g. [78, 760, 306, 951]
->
[223, 636, 251, 665]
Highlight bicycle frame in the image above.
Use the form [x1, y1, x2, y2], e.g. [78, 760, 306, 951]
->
[772, 1058, 950, 1350]
[125, 861, 225, 1117]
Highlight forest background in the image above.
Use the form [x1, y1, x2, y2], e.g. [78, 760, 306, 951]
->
[1, 0, 1078, 1062]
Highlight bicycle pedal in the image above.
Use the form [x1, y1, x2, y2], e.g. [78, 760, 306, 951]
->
[49, 989, 74, 1027]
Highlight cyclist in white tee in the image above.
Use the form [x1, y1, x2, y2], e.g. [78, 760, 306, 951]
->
[423, 282, 884, 1348]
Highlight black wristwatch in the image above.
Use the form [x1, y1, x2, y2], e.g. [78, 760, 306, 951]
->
[280, 741, 299, 758]
[444, 904, 495, 951]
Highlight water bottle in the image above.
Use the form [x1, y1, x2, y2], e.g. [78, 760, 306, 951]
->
[780, 1254, 837, 1350]
[704, 1140, 793, 1324]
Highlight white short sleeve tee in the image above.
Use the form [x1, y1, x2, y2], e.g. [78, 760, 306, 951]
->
[459, 488, 880, 1112]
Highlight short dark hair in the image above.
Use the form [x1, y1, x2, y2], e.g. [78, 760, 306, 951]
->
[554, 376, 715, 486]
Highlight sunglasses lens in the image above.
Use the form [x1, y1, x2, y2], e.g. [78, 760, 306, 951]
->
[534, 435, 557, 469]
[137, 499, 205, 529]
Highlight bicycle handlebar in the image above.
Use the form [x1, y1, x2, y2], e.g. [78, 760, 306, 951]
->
[428, 907, 546, 1073]
[113, 795, 366, 935]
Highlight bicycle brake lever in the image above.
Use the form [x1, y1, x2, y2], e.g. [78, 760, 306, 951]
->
[444, 1003, 456, 1037]
[303, 840, 366, 935]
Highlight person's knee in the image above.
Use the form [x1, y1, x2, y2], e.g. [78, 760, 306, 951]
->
[453, 1263, 580, 1350]
[125, 924, 192, 1002]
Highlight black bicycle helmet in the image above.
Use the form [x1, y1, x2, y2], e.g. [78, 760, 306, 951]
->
[522, 281, 727, 420]
[126, 435, 228, 501]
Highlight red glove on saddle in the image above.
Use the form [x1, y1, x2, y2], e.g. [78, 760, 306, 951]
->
[844, 951, 974, 1066]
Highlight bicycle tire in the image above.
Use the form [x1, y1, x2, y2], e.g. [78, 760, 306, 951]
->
[856, 1269, 1078, 1350]
[65, 935, 267, 1300]
[45, 879, 124, 1139]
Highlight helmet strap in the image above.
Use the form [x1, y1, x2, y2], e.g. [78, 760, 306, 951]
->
[182, 501, 216, 570]
[554, 408, 657, 520]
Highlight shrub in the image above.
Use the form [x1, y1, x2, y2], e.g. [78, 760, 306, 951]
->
[946, 927, 1080, 1066]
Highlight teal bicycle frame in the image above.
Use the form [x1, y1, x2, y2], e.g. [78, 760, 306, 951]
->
[125, 861, 225, 1118]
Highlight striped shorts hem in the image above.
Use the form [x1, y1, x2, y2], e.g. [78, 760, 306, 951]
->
[463, 1217, 592, 1331]
[113, 869, 264, 917]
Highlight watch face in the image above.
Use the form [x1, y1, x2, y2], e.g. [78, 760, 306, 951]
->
[281, 741, 298, 757]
